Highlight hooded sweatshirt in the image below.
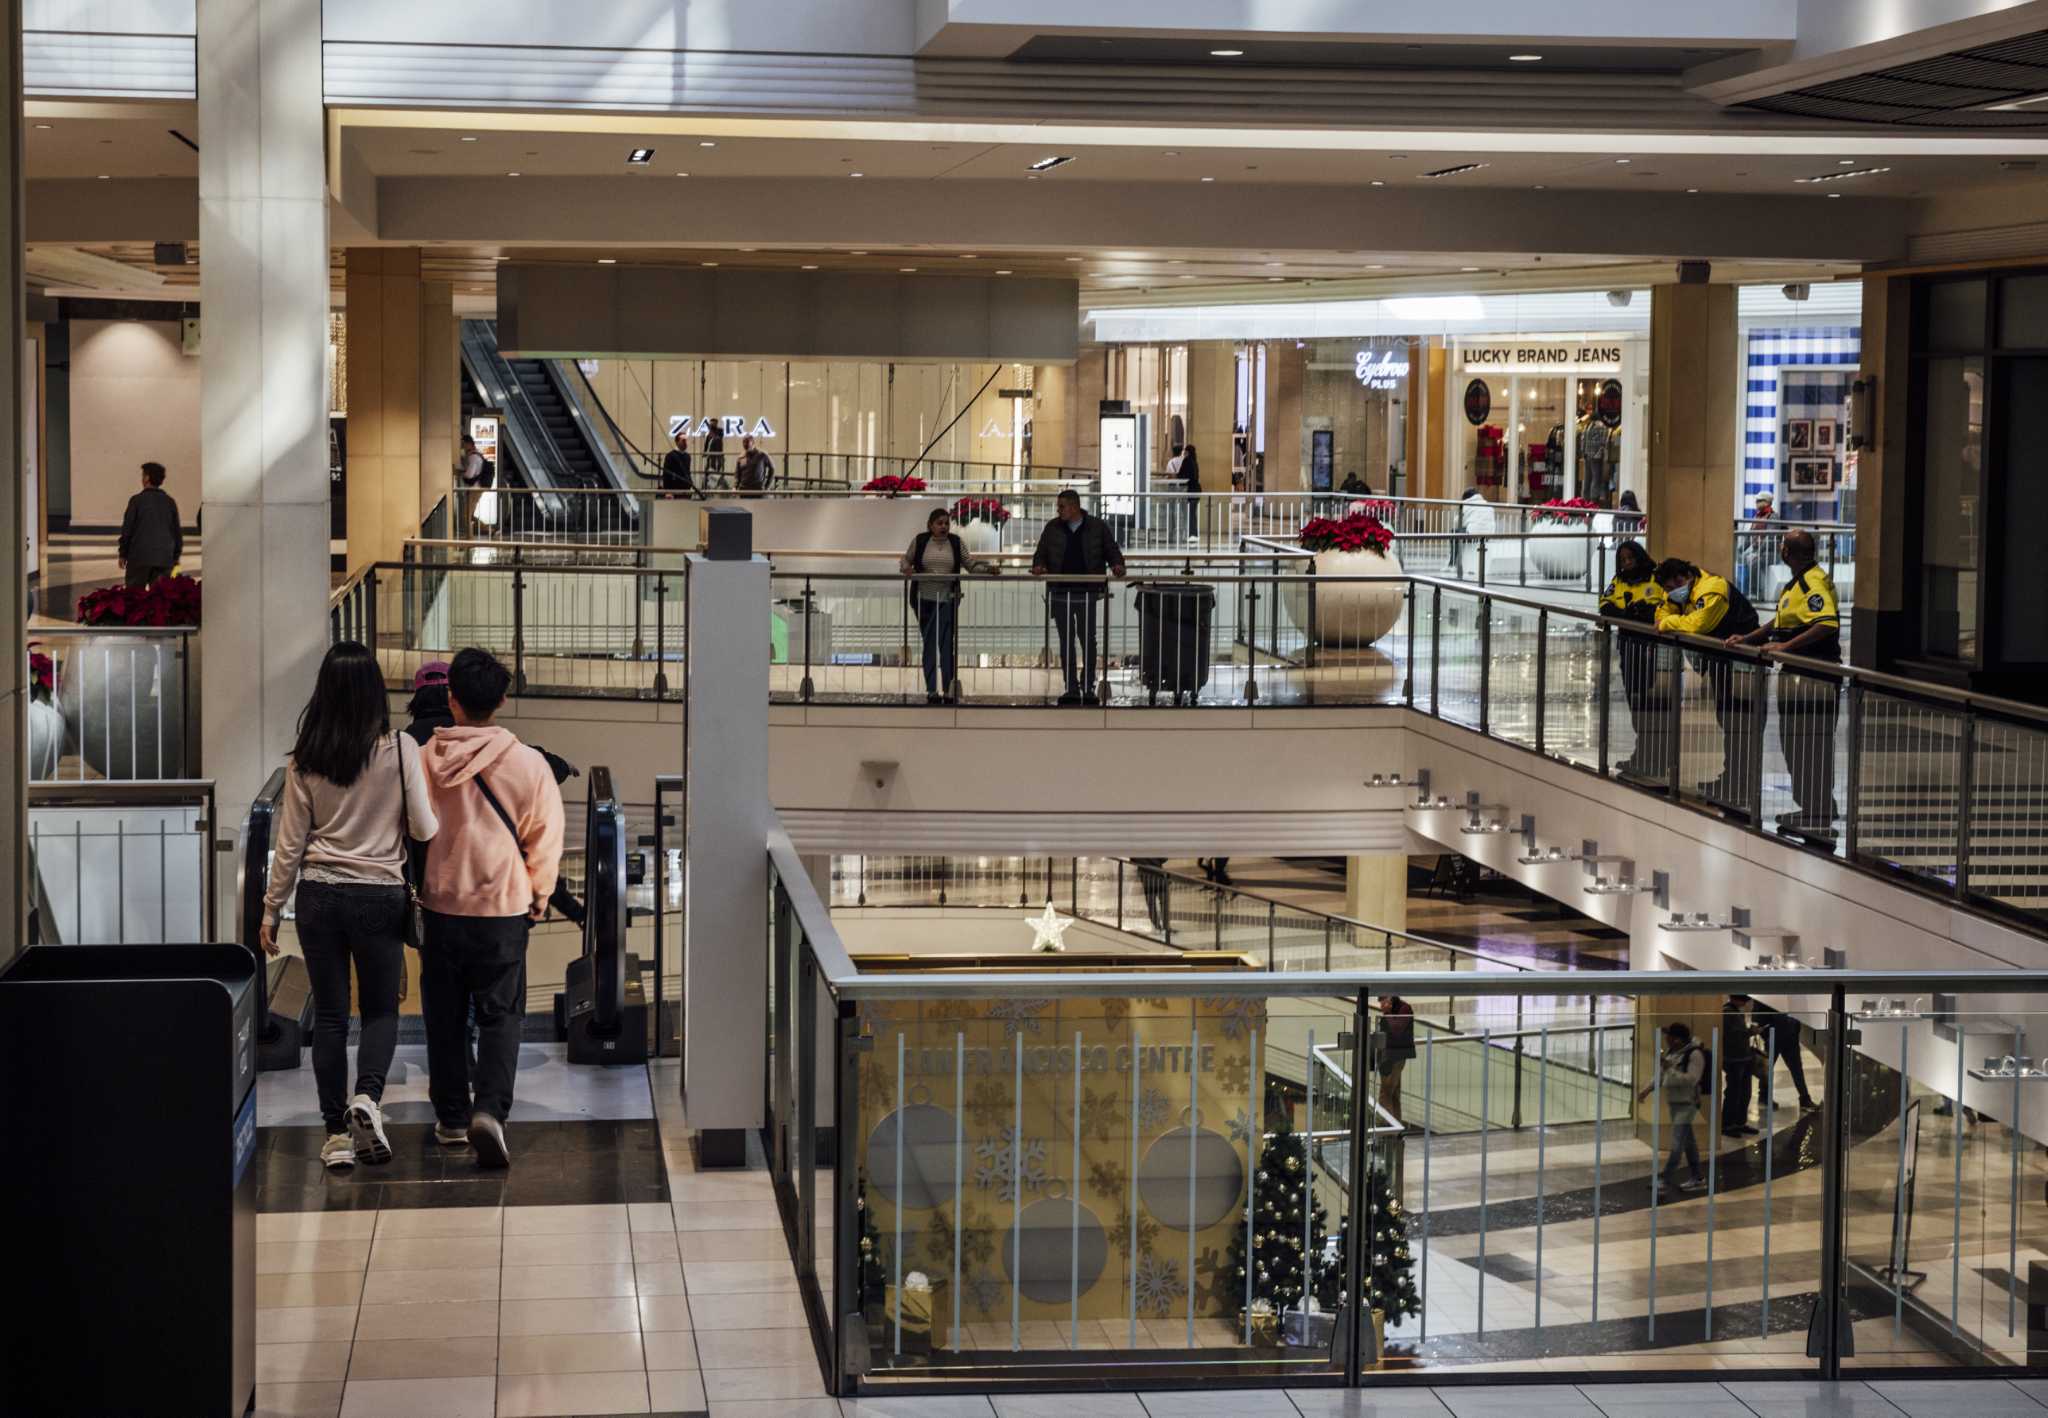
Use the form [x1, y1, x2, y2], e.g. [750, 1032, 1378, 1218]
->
[418, 725, 566, 918]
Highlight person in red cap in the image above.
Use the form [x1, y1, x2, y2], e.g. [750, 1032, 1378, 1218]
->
[405, 661, 453, 745]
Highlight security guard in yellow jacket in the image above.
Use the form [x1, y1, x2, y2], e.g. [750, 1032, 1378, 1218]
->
[1600, 539, 1669, 780]
[1654, 557, 1762, 813]
[1728, 528, 1841, 837]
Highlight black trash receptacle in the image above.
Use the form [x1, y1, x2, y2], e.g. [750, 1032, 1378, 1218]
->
[1133, 582, 1217, 706]
[0, 944, 258, 1416]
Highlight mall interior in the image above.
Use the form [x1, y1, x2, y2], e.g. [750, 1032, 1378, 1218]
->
[9, 3, 2048, 1416]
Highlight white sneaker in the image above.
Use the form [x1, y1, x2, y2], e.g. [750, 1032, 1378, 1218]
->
[320, 1132, 355, 1171]
[347, 1093, 392, 1165]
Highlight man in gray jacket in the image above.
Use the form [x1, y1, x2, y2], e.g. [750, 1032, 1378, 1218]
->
[118, 461, 183, 587]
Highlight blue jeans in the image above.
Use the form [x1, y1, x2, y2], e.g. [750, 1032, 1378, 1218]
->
[1662, 1114, 1702, 1184]
[916, 596, 958, 697]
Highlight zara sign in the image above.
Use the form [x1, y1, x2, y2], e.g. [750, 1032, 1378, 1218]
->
[668, 414, 778, 439]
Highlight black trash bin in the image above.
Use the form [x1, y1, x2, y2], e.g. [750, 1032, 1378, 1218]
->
[1133, 581, 1217, 706]
[0, 944, 258, 1416]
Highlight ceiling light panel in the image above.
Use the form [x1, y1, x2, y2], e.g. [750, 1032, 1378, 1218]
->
[1419, 163, 1490, 179]
[1028, 155, 1074, 172]
[1793, 166, 1892, 184]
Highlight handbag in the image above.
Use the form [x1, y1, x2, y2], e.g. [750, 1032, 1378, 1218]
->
[395, 739, 426, 963]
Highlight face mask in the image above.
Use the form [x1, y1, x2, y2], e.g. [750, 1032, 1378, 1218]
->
[1665, 582, 1691, 604]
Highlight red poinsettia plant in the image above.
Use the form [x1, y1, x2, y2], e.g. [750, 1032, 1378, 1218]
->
[951, 495, 1011, 525]
[1298, 510, 1395, 556]
[27, 648, 53, 698]
[861, 474, 928, 495]
[77, 574, 202, 628]
[1532, 497, 1604, 524]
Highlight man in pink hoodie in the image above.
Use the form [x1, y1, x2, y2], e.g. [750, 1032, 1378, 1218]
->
[417, 648, 566, 1168]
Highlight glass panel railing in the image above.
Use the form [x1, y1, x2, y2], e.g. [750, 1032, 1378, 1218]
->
[26, 780, 217, 945]
[31, 626, 198, 781]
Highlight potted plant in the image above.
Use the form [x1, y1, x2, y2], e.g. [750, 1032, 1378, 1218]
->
[1283, 509, 1404, 648]
[1527, 496, 1607, 580]
[950, 495, 1011, 555]
[63, 576, 201, 778]
[861, 473, 927, 497]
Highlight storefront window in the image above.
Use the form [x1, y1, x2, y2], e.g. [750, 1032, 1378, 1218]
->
[1447, 337, 1640, 505]
[1300, 338, 1412, 496]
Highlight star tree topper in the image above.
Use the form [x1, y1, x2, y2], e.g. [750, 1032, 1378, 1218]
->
[1026, 900, 1074, 953]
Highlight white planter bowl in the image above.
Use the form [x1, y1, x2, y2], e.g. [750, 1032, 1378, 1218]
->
[1527, 519, 1591, 580]
[1281, 545, 1404, 648]
[959, 518, 1002, 557]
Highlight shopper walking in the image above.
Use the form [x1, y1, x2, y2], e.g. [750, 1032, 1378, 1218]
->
[1178, 441, 1204, 544]
[702, 422, 726, 487]
[117, 461, 182, 588]
[259, 641, 439, 1173]
[900, 507, 977, 703]
[403, 661, 454, 745]
[1030, 489, 1125, 705]
[734, 434, 775, 493]
[1640, 1022, 1709, 1193]
[1720, 995, 1762, 1138]
[1375, 994, 1417, 1125]
[417, 648, 566, 1169]
[1132, 857, 1170, 935]
[1600, 539, 1668, 781]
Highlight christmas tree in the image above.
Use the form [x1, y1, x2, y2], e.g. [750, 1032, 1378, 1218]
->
[1225, 1117, 1344, 1325]
[1360, 1160, 1419, 1325]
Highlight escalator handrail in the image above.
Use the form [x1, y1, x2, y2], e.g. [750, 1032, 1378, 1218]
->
[582, 766, 629, 1034]
[237, 766, 289, 1037]
[550, 360, 650, 513]
[458, 319, 570, 513]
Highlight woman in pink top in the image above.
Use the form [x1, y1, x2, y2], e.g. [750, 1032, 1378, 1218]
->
[261, 642, 439, 1172]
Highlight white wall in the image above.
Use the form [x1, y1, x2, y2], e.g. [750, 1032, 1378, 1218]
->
[67, 319, 200, 526]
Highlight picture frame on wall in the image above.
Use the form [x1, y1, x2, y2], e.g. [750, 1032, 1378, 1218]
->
[1814, 418, 1838, 451]
[1788, 455, 1835, 490]
[1785, 419, 1813, 452]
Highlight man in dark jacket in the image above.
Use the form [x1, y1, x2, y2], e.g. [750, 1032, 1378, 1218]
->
[1030, 489, 1125, 704]
[118, 461, 183, 587]
[733, 435, 774, 493]
[651, 430, 695, 495]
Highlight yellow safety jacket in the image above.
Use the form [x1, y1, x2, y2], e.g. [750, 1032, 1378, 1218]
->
[1599, 573, 1667, 625]
[1655, 572, 1753, 638]
[1771, 564, 1841, 660]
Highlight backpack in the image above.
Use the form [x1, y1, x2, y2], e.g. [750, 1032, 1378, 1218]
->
[478, 455, 496, 486]
[1683, 1042, 1712, 1101]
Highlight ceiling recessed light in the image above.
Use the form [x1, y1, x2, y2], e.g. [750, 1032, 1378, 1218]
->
[1615, 158, 1632, 164]
[698, 140, 716, 148]
[460, 135, 477, 142]
[1838, 159, 1856, 165]
[1028, 155, 1074, 172]
[507, 171, 520, 177]
[1266, 275, 1285, 282]
[1686, 187, 1700, 193]
[701, 261, 718, 267]
[1508, 53, 1543, 61]
[995, 269, 1012, 275]
[801, 264, 818, 270]
[849, 172, 864, 178]
[597, 258, 617, 265]
[1200, 176, 1215, 182]
[1065, 256, 1083, 262]
[959, 253, 978, 259]
[1177, 274, 1194, 279]
[1163, 150, 1180, 157]
[1828, 192, 1843, 198]
[1265, 261, 1282, 266]
[1461, 266, 1479, 272]
[1370, 180, 1385, 187]
[33, 123, 51, 130]
[851, 250, 868, 255]
[96, 174, 109, 180]
[1210, 48, 1244, 57]
[1366, 263, 1386, 270]
[739, 247, 757, 252]
[627, 147, 654, 164]
[1532, 184, 1547, 190]
[674, 171, 688, 177]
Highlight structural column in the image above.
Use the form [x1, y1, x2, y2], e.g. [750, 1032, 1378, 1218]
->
[1186, 342, 1237, 540]
[1262, 340, 1305, 492]
[1647, 283, 1739, 572]
[344, 249, 457, 569]
[1, 0, 26, 957]
[1345, 855, 1408, 934]
[198, 0, 332, 874]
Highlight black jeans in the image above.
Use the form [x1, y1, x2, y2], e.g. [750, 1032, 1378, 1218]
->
[294, 881, 408, 1134]
[916, 597, 958, 697]
[1615, 629, 1671, 779]
[1770, 1018, 1816, 1105]
[1048, 589, 1101, 697]
[1777, 670, 1840, 824]
[1722, 1057, 1756, 1133]
[420, 909, 531, 1126]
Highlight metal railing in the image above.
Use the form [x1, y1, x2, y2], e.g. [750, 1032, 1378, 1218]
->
[1731, 519, 1857, 607]
[30, 625, 198, 781]
[768, 829, 2048, 1392]
[26, 779, 218, 945]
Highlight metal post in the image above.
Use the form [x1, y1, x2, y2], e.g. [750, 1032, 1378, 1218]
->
[1477, 1029, 1490, 1337]
[1403, 583, 1416, 706]
[364, 567, 379, 660]
[653, 575, 669, 698]
[1649, 1021, 1661, 1343]
[511, 565, 527, 694]
[1535, 1026, 1548, 1331]
[1844, 681, 1863, 861]
[1534, 607, 1549, 756]
[1430, 586, 1442, 716]
[1957, 713, 1977, 902]
[1892, 1022, 1909, 1341]
[1592, 1023, 1604, 1324]
[832, 1003, 862, 1393]
[1596, 625, 1612, 775]
[1763, 1028, 1775, 1340]
[2012, 1024, 2026, 1339]
[1344, 992, 1371, 1384]
[1244, 1026, 1262, 1345]
[1420, 1031, 1433, 1343]
[1952, 1034, 1964, 1338]
[1477, 595, 1492, 737]
[1816, 985, 1850, 1379]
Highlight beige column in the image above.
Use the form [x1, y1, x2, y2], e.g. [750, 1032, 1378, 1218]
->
[1647, 283, 1739, 573]
[1262, 341, 1305, 492]
[1186, 342, 1237, 542]
[1074, 346, 1107, 473]
[344, 249, 457, 569]
[1344, 854, 1408, 934]
[1030, 362, 1073, 471]
[1, 0, 25, 954]
[1850, 273, 1910, 670]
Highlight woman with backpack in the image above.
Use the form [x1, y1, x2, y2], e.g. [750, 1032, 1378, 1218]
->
[1640, 1021, 1709, 1194]
[260, 641, 440, 1172]
[899, 507, 985, 703]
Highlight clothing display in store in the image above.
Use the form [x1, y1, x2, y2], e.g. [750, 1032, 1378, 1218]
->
[1473, 424, 1507, 491]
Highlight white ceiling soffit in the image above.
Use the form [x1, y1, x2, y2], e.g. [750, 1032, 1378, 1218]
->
[23, 30, 195, 99]
[1085, 282, 1864, 342]
[776, 808, 1408, 856]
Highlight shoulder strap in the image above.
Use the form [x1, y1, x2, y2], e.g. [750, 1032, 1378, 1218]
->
[911, 531, 930, 571]
[394, 737, 418, 889]
[473, 772, 521, 847]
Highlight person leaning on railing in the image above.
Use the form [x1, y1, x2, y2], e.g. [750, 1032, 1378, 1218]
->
[1654, 556, 1761, 808]
[1722, 528, 1843, 841]
[1600, 538, 1668, 783]
[899, 507, 993, 704]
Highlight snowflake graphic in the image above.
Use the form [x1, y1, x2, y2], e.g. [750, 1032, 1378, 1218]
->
[1214, 1053, 1251, 1094]
[1088, 1158, 1127, 1201]
[1136, 1086, 1171, 1132]
[1135, 1252, 1186, 1317]
[1227, 1107, 1255, 1144]
[922, 1206, 997, 1273]
[1108, 1208, 1159, 1260]
[963, 1269, 1006, 1316]
[987, 998, 1051, 1039]
[1193, 1246, 1229, 1310]
[1201, 996, 1270, 1041]
[1078, 1086, 1123, 1143]
[966, 1079, 1010, 1131]
[1100, 998, 1131, 1033]
[973, 1126, 1049, 1201]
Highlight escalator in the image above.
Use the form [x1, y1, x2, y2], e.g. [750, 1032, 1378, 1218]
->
[459, 319, 640, 538]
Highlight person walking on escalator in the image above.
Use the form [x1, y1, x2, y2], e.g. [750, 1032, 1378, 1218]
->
[1600, 539, 1668, 782]
[417, 648, 566, 1169]
[260, 641, 440, 1174]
